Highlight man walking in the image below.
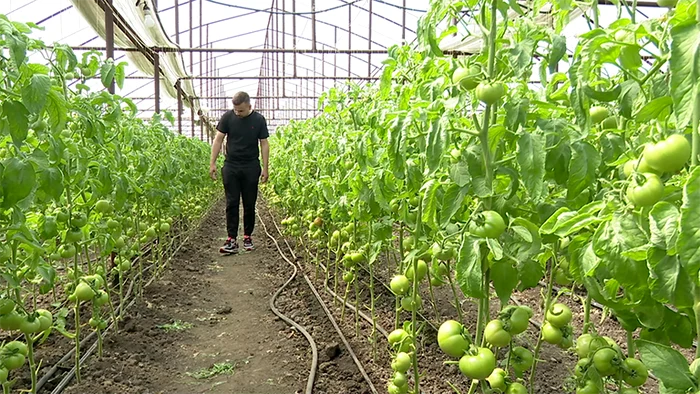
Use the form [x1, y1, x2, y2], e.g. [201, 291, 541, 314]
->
[209, 91, 270, 254]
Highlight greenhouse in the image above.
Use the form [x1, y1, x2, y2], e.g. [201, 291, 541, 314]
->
[0, 0, 695, 394]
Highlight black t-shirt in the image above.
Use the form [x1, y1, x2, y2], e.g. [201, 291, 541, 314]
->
[216, 110, 269, 165]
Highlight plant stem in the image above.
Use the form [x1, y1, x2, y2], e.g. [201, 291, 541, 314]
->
[426, 265, 440, 322]
[528, 258, 556, 394]
[353, 277, 360, 337]
[627, 330, 635, 358]
[73, 251, 81, 383]
[333, 237, 341, 306]
[583, 293, 592, 334]
[445, 259, 464, 322]
[411, 198, 423, 394]
[26, 333, 36, 394]
[341, 281, 351, 321]
[693, 287, 700, 359]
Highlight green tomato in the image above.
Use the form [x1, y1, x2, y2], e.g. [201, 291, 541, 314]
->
[576, 381, 600, 394]
[391, 352, 412, 373]
[622, 358, 648, 387]
[95, 199, 113, 214]
[656, 0, 677, 8]
[37, 309, 53, 331]
[0, 299, 15, 315]
[508, 307, 530, 335]
[589, 106, 609, 124]
[392, 371, 408, 387]
[41, 216, 59, 239]
[387, 383, 407, 394]
[574, 358, 589, 378]
[400, 295, 422, 312]
[546, 303, 572, 328]
[389, 329, 412, 352]
[390, 275, 410, 295]
[592, 347, 619, 377]
[146, 227, 157, 238]
[342, 271, 355, 283]
[554, 268, 572, 286]
[510, 346, 534, 373]
[458, 347, 496, 380]
[56, 210, 70, 223]
[65, 228, 83, 244]
[558, 333, 573, 349]
[468, 211, 506, 238]
[94, 290, 110, 307]
[0, 311, 24, 331]
[484, 319, 511, 348]
[160, 222, 171, 233]
[475, 82, 506, 105]
[541, 322, 563, 345]
[601, 116, 617, 130]
[575, 334, 594, 358]
[486, 368, 507, 391]
[74, 282, 95, 301]
[626, 172, 664, 207]
[19, 316, 42, 334]
[643, 134, 691, 173]
[404, 260, 428, 282]
[1, 352, 25, 370]
[0, 367, 7, 383]
[452, 64, 481, 90]
[437, 320, 470, 358]
[506, 382, 528, 394]
[619, 387, 639, 394]
[71, 212, 88, 228]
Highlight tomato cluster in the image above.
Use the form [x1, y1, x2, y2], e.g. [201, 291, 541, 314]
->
[573, 333, 647, 393]
[541, 303, 574, 350]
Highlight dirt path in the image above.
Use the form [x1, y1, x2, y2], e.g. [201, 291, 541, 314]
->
[63, 199, 310, 394]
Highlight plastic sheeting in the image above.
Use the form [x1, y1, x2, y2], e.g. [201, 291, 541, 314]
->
[69, 0, 201, 113]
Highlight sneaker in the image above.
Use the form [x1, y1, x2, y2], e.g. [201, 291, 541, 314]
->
[219, 237, 239, 254]
[243, 235, 254, 251]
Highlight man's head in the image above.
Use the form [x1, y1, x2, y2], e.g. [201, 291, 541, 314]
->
[232, 91, 252, 117]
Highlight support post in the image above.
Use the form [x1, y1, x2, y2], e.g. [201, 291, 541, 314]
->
[175, 0, 180, 45]
[292, 0, 297, 77]
[105, 0, 115, 94]
[402, 0, 406, 42]
[189, 0, 193, 73]
[311, 0, 317, 50]
[282, 0, 286, 97]
[154, 53, 160, 113]
[177, 81, 183, 134]
[368, 0, 372, 76]
[348, 3, 351, 78]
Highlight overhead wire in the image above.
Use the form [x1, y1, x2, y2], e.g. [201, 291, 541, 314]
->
[204, 0, 362, 15]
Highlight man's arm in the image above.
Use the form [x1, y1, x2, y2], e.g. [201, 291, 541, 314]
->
[260, 138, 269, 183]
[209, 131, 226, 180]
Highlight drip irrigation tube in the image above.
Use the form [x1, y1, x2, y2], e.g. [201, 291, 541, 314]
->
[259, 213, 379, 394]
[266, 234, 318, 394]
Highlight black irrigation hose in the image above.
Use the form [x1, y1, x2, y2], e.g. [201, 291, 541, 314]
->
[261, 222, 318, 394]
[259, 212, 379, 394]
[37, 203, 217, 394]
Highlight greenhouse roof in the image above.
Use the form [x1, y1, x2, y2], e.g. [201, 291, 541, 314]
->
[0, 0, 668, 139]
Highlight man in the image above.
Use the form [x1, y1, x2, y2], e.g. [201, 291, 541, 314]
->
[209, 91, 270, 254]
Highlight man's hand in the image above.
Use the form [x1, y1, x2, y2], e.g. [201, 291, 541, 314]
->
[261, 169, 269, 183]
[209, 163, 218, 180]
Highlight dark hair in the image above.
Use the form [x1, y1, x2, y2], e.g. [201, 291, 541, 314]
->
[232, 91, 250, 105]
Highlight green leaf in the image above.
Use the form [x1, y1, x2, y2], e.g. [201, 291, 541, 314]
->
[593, 211, 649, 289]
[379, 66, 394, 98]
[421, 179, 440, 227]
[647, 247, 693, 309]
[548, 34, 567, 73]
[634, 96, 673, 123]
[426, 119, 446, 175]
[21, 74, 51, 114]
[39, 167, 63, 202]
[448, 161, 470, 187]
[677, 166, 700, 279]
[516, 132, 546, 202]
[486, 238, 503, 261]
[46, 90, 67, 131]
[115, 61, 127, 89]
[6, 33, 26, 68]
[636, 340, 694, 391]
[518, 259, 545, 290]
[567, 141, 600, 200]
[456, 236, 484, 298]
[670, 21, 700, 129]
[649, 202, 680, 254]
[3, 101, 29, 146]
[569, 236, 600, 280]
[491, 261, 518, 305]
[583, 84, 622, 102]
[618, 79, 641, 119]
[439, 183, 468, 228]
[100, 61, 116, 89]
[1, 158, 36, 208]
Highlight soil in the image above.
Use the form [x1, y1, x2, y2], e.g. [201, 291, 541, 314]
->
[27, 196, 684, 394]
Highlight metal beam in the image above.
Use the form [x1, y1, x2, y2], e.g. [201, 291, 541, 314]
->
[59, 46, 470, 55]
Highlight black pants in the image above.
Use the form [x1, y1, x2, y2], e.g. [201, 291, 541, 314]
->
[221, 162, 261, 238]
